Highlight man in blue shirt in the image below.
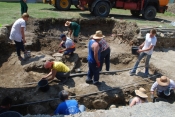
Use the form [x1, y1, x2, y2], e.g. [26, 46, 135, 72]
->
[86, 30, 103, 85]
[54, 90, 85, 115]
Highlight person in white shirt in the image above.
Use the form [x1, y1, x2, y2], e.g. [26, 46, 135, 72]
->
[130, 29, 157, 76]
[129, 87, 148, 107]
[9, 13, 29, 61]
[58, 34, 75, 55]
[150, 76, 175, 99]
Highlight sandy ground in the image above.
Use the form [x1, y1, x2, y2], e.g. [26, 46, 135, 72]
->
[0, 18, 175, 115]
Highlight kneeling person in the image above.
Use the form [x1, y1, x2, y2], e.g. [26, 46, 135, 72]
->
[54, 90, 85, 115]
[43, 61, 70, 83]
[150, 76, 175, 99]
[59, 34, 75, 55]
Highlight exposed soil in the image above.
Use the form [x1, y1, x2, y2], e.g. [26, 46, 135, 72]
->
[0, 18, 174, 115]
[168, 3, 175, 14]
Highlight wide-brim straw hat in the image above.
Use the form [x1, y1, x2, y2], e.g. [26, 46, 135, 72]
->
[156, 76, 170, 86]
[135, 87, 148, 98]
[92, 30, 105, 39]
[65, 21, 71, 26]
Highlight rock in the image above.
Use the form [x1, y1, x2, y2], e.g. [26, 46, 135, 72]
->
[92, 99, 108, 109]
[23, 54, 55, 72]
[160, 33, 164, 38]
[109, 105, 116, 109]
[0, 27, 8, 42]
[52, 53, 63, 57]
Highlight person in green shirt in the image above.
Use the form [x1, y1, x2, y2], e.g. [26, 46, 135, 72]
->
[65, 21, 80, 43]
[20, 0, 28, 15]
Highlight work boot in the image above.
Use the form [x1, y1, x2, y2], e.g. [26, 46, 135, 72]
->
[86, 79, 93, 84]
[129, 70, 136, 76]
[18, 56, 24, 61]
[93, 81, 101, 85]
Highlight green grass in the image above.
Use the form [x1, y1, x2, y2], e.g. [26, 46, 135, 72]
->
[0, 2, 83, 25]
[0, 2, 175, 27]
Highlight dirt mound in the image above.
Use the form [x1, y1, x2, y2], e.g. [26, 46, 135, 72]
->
[168, 3, 175, 14]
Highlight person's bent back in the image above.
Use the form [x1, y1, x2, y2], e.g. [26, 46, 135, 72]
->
[54, 90, 85, 115]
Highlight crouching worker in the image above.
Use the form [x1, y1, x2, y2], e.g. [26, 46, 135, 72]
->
[150, 76, 175, 99]
[54, 90, 85, 115]
[58, 34, 75, 55]
[42, 61, 70, 83]
[129, 87, 148, 107]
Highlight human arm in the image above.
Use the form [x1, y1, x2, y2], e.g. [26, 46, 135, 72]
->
[150, 82, 158, 98]
[137, 45, 154, 53]
[170, 80, 175, 90]
[69, 30, 73, 37]
[59, 41, 74, 53]
[139, 41, 145, 49]
[21, 27, 26, 43]
[129, 97, 137, 107]
[59, 41, 64, 47]
[42, 69, 57, 81]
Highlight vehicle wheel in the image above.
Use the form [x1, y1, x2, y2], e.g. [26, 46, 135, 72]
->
[130, 10, 140, 17]
[94, 2, 110, 17]
[55, 0, 71, 10]
[143, 6, 156, 20]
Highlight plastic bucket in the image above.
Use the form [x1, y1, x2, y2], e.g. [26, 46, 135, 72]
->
[38, 79, 50, 92]
[131, 46, 139, 55]
[0, 111, 22, 117]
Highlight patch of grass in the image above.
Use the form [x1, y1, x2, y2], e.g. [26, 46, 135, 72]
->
[0, 2, 82, 25]
[164, 12, 175, 16]
[1, 2, 175, 27]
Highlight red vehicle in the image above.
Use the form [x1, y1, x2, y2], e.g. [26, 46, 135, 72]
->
[79, 0, 169, 20]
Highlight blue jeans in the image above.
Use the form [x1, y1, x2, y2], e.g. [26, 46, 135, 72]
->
[79, 105, 86, 112]
[61, 43, 75, 55]
[87, 62, 100, 83]
[56, 72, 70, 81]
[14, 40, 25, 57]
[131, 52, 151, 73]
[100, 48, 110, 71]
[64, 48, 75, 55]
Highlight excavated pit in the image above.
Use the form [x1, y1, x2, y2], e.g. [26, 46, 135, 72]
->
[0, 18, 174, 115]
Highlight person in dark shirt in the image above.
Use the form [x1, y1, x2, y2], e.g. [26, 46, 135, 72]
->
[20, 0, 28, 15]
[0, 97, 12, 114]
[65, 21, 80, 43]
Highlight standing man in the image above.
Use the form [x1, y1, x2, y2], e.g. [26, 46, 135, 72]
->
[20, 0, 28, 15]
[86, 30, 103, 85]
[58, 34, 75, 55]
[99, 37, 110, 71]
[54, 90, 86, 115]
[42, 61, 70, 83]
[129, 29, 157, 76]
[9, 13, 30, 61]
[65, 21, 80, 43]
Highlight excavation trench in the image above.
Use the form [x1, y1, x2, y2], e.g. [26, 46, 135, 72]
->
[0, 18, 171, 115]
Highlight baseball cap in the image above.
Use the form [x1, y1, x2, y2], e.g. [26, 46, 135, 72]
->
[60, 34, 66, 39]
